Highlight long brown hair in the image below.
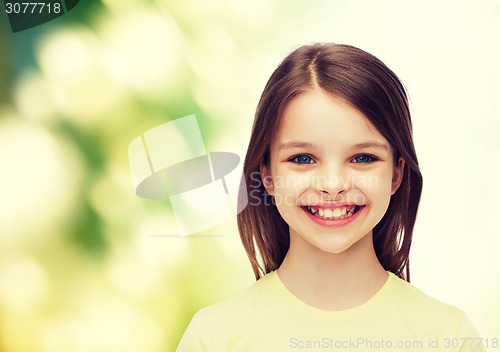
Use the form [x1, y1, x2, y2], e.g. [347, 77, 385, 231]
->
[237, 43, 422, 282]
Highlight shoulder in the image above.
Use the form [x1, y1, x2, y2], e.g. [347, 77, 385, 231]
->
[385, 273, 479, 337]
[388, 273, 460, 310]
[195, 271, 278, 325]
[176, 272, 279, 351]
[388, 273, 460, 312]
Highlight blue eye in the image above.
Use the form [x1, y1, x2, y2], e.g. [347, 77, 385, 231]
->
[291, 155, 315, 164]
[351, 154, 376, 163]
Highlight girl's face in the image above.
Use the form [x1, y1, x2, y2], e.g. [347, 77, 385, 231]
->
[261, 89, 404, 256]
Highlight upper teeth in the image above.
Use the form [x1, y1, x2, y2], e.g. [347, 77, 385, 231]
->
[308, 206, 355, 219]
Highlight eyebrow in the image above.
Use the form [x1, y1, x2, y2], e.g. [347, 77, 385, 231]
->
[350, 141, 389, 151]
[278, 141, 316, 150]
[278, 140, 389, 151]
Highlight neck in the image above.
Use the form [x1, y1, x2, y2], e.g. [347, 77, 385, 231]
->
[277, 231, 388, 311]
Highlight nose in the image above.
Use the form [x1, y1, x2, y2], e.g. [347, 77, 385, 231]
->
[312, 162, 350, 200]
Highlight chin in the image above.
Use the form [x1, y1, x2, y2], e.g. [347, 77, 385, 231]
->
[304, 231, 373, 256]
[318, 243, 356, 255]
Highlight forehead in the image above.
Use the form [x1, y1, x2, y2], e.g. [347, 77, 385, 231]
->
[273, 89, 389, 149]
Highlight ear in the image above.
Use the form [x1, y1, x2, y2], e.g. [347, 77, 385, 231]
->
[391, 157, 405, 195]
[260, 162, 275, 196]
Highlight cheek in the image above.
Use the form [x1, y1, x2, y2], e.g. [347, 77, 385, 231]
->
[272, 169, 313, 192]
[353, 171, 393, 202]
[351, 174, 380, 189]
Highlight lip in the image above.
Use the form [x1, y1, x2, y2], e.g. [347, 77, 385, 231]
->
[301, 205, 365, 227]
[303, 202, 359, 209]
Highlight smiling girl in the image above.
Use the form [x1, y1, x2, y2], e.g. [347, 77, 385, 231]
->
[177, 43, 485, 351]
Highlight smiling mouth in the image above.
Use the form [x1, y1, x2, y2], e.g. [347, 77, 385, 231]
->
[302, 205, 364, 220]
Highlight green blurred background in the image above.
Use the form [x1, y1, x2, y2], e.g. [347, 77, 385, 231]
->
[0, 0, 499, 351]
